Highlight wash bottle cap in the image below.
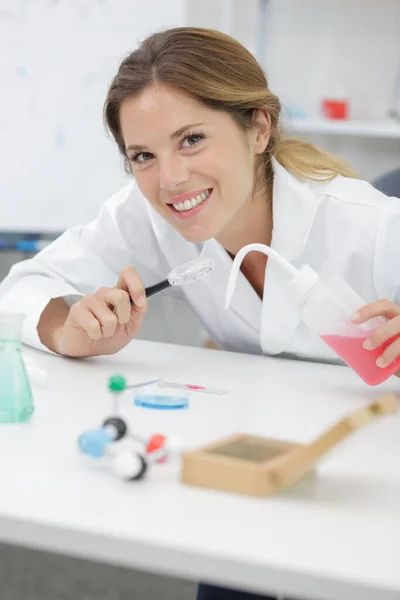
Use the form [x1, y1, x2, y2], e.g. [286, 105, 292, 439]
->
[287, 264, 320, 298]
[224, 243, 319, 309]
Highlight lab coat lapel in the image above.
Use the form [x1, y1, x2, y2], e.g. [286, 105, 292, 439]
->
[270, 158, 317, 261]
[260, 159, 318, 355]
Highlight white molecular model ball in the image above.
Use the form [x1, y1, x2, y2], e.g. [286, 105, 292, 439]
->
[112, 451, 147, 480]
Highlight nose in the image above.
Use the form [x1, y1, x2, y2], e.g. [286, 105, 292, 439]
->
[158, 155, 189, 190]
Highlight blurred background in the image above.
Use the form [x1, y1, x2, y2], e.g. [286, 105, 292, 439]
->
[0, 0, 399, 596]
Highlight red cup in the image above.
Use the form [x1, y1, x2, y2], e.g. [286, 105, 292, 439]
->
[321, 99, 348, 120]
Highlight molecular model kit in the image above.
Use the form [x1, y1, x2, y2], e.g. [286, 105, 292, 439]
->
[77, 374, 227, 482]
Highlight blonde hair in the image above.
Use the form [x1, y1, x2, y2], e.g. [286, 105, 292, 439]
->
[104, 27, 357, 183]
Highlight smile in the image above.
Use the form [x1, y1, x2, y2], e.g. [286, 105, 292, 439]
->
[171, 189, 211, 212]
[168, 188, 213, 220]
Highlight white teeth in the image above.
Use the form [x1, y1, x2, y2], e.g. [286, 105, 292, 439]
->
[172, 189, 210, 212]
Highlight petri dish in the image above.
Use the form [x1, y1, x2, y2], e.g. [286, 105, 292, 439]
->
[133, 381, 189, 410]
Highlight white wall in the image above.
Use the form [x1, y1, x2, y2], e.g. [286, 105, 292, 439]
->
[0, 0, 185, 233]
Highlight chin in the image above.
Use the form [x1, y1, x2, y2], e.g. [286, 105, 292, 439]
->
[180, 232, 211, 244]
[178, 226, 216, 244]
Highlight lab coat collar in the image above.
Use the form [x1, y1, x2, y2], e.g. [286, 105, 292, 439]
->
[270, 157, 318, 261]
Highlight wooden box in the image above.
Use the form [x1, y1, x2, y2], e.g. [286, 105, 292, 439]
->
[181, 433, 313, 497]
[181, 395, 398, 498]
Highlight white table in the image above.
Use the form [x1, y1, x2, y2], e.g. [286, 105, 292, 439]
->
[1, 340, 400, 600]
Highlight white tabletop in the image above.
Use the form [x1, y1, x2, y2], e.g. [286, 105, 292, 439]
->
[1, 340, 400, 600]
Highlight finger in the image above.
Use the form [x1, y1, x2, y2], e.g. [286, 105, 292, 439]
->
[86, 296, 119, 337]
[96, 288, 131, 324]
[362, 315, 400, 350]
[352, 299, 400, 323]
[69, 301, 102, 340]
[117, 266, 147, 310]
[376, 336, 400, 369]
[75, 295, 118, 339]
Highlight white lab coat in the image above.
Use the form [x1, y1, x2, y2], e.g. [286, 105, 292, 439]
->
[0, 157, 399, 363]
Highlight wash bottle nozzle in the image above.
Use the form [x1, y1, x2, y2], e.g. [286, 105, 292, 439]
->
[224, 243, 318, 309]
[225, 243, 400, 386]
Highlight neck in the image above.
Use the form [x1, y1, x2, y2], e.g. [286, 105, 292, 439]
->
[216, 187, 273, 300]
[216, 190, 272, 257]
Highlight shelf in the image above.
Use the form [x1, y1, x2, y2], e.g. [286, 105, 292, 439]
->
[286, 119, 400, 139]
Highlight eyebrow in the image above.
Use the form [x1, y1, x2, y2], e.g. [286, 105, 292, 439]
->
[125, 122, 205, 153]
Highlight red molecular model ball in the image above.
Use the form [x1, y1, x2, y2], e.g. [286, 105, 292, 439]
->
[146, 434, 167, 463]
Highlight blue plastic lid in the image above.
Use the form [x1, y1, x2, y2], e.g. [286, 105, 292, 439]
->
[134, 393, 188, 410]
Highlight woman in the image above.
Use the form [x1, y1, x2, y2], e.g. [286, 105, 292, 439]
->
[1, 27, 400, 599]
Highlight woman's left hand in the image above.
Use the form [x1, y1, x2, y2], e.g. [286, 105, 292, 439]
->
[352, 299, 400, 374]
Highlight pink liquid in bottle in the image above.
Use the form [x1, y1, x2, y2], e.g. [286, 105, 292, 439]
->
[321, 334, 400, 385]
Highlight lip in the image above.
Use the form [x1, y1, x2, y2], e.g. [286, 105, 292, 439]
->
[168, 188, 213, 220]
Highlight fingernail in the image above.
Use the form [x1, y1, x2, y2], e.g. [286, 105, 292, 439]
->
[351, 312, 360, 322]
[363, 339, 375, 350]
[136, 296, 146, 307]
[376, 356, 388, 368]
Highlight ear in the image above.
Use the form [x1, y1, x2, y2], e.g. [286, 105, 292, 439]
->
[251, 109, 271, 154]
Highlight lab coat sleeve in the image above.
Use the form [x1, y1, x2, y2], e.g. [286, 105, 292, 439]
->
[373, 195, 400, 304]
[0, 183, 170, 351]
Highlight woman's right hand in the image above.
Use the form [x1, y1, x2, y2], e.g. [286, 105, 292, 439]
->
[55, 266, 148, 357]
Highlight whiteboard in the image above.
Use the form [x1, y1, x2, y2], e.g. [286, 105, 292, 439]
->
[0, 0, 185, 233]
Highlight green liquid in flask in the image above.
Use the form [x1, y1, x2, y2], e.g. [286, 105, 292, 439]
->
[0, 337, 34, 423]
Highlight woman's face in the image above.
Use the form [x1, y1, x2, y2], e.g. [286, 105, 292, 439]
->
[120, 84, 269, 243]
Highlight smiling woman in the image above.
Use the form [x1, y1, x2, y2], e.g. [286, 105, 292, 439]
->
[104, 27, 356, 253]
[0, 25, 400, 379]
[115, 83, 267, 245]
[1, 33, 400, 598]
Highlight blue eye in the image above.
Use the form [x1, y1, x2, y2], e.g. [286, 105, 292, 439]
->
[181, 133, 205, 148]
[130, 152, 153, 164]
